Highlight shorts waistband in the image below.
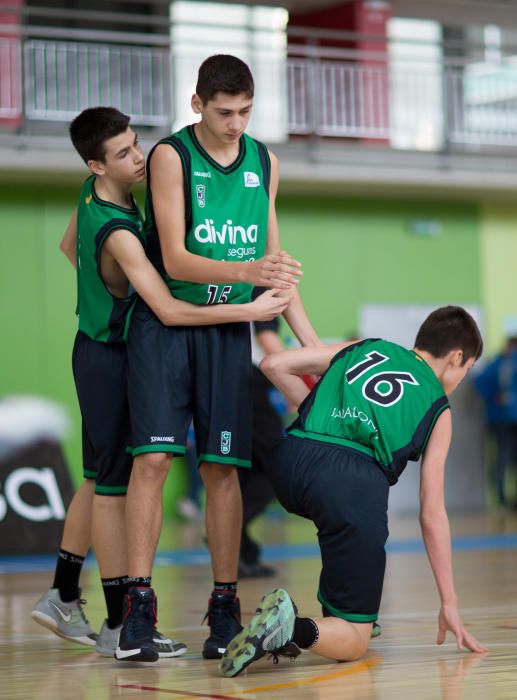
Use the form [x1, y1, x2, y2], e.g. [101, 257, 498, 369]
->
[288, 429, 377, 462]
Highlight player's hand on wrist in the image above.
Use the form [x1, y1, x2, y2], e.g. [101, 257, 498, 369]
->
[245, 252, 302, 289]
[250, 289, 290, 320]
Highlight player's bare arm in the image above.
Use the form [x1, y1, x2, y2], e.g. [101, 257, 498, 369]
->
[265, 151, 321, 347]
[261, 342, 354, 408]
[150, 145, 302, 290]
[419, 409, 487, 653]
[59, 209, 78, 268]
[104, 230, 290, 325]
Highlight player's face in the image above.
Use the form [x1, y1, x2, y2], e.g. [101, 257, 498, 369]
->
[92, 128, 145, 184]
[442, 354, 476, 395]
[192, 92, 253, 144]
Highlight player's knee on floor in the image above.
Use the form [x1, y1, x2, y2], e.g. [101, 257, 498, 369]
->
[333, 622, 371, 662]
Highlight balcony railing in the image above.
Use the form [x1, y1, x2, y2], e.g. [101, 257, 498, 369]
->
[0, 37, 170, 126]
[3, 32, 517, 150]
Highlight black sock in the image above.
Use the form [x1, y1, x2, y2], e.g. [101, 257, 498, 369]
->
[52, 549, 85, 602]
[293, 617, 319, 649]
[102, 576, 129, 628]
[126, 576, 152, 589]
[212, 581, 237, 597]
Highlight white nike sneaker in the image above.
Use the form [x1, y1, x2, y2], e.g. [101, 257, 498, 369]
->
[96, 618, 187, 658]
[31, 588, 97, 647]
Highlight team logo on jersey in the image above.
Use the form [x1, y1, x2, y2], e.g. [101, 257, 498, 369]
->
[244, 171, 260, 188]
[85, 195, 92, 204]
[194, 219, 258, 244]
[196, 184, 206, 208]
[194, 170, 211, 178]
[220, 431, 232, 455]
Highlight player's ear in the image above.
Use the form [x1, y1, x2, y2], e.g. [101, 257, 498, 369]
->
[88, 159, 105, 177]
[191, 93, 203, 114]
[451, 349, 463, 367]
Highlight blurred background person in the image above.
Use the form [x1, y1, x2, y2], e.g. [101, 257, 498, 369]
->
[475, 336, 517, 507]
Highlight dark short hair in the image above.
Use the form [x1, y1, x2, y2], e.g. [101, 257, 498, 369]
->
[414, 306, 483, 364]
[196, 54, 254, 104]
[69, 107, 131, 163]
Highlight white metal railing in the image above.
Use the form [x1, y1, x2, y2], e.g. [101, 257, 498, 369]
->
[23, 40, 170, 126]
[287, 56, 517, 148]
[4, 33, 517, 149]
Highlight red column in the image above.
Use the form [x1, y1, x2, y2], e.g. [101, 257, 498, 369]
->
[289, 1, 392, 142]
[0, 0, 24, 128]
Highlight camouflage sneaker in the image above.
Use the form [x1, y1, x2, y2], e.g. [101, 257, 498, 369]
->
[220, 588, 297, 678]
[31, 588, 97, 647]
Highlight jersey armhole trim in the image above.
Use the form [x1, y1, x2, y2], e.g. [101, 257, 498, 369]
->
[255, 140, 271, 196]
[420, 400, 450, 455]
[146, 137, 193, 239]
[94, 219, 144, 302]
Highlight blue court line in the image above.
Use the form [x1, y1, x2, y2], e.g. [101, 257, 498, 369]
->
[1, 532, 516, 574]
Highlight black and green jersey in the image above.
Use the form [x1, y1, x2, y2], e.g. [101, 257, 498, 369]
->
[145, 124, 270, 305]
[76, 175, 144, 343]
[289, 339, 450, 484]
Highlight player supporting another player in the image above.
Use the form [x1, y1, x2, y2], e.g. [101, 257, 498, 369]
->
[118, 54, 320, 662]
[31, 107, 291, 657]
[221, 306, 488, 677]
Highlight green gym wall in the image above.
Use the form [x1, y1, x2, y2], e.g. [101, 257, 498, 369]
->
[0, 184, 485, 507]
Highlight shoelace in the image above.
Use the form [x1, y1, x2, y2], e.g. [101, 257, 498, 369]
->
[202, 600, 240, 637]
[78, 598, 90, 624]
[268, 642, 301, 665]
[127, 599, 156, 639]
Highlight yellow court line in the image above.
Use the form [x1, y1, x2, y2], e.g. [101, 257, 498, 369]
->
[241, 655, 383, 694]
[173, 655, 383, 700]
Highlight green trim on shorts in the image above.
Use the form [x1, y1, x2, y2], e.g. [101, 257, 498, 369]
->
[318, 591, 378, 622]
[199, 453, 251, 468]
[83, 469, 96, 478]
[132, 444, 186, 457]
[95, 484, 127, 495]
[289, 429, 376, 460]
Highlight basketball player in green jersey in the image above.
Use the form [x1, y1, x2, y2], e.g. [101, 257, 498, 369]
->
[221, 306, 488, 678]
[31, 106, 292, 657]
[120, 54, 319, 662]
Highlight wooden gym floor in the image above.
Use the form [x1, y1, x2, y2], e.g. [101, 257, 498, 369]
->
[1, 511, 516, 700]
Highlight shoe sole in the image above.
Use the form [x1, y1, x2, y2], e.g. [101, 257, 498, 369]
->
[31, 610, 97, 647]
[156, 644, 188, 659]
[220, 589, 295, 678]
[115, 645, 159, 662]
[202, 643, 228, 660]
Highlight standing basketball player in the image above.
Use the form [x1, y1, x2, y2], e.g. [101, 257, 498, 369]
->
[31, 106, 290, 657]
[118, 54, 320, 662]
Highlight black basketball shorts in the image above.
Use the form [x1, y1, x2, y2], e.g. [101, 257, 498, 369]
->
[265, 434, 389, 622]
[72, 331, 132, 495]
[127, 303, 252, 468]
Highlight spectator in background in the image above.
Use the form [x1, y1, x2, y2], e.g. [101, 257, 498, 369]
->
[238, 290, 289, 578]
[475, 336, 517, 507]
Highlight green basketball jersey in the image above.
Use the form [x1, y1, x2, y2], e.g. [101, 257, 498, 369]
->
[289, 339, 450, 484]
[145, 124, 270, 305]
[76, 175, 144, 343]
